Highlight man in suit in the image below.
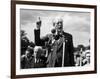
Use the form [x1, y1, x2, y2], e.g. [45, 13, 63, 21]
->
[33, 46, 47, 68]
[34, 17, 75, 67]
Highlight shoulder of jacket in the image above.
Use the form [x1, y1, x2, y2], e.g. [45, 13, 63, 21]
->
[63, 32, 72, 38]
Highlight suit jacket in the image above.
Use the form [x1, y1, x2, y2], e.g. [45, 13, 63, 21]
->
[21, 55, 34, 69]
[32, 56, 47, 68]
[34, 29, 75, 67]
[21, 55, 47, 69]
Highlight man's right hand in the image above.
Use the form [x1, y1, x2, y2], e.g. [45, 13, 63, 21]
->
[35, 17, 42, 30]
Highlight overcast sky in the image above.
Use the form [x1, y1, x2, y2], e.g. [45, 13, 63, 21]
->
[20, 9, 90, 47]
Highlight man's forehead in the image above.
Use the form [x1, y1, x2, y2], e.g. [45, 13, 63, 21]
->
[53, 18, 63, 28]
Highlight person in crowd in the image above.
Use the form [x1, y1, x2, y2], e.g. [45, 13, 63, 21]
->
[32, 46, 47, 68]
[82, 50, 90, 66]
[21, 47, 34, 69]
[75, 53, 80, 66]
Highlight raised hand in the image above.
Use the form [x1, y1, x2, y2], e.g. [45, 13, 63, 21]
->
[36, 17, 42, 29]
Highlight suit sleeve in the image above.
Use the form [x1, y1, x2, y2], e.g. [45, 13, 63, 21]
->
[34, 29, 49, 46]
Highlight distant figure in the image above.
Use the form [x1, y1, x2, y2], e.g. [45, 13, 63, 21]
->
[75, 54, 80, 66]
[34, 17, 75, 67]
[82, 50, 90, 66]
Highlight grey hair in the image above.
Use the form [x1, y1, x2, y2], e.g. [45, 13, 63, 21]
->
[34, 46, 43, 53]
[52, 18, 63, 27]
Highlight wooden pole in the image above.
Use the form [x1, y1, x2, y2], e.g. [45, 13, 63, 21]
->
[62, 37, 65, 67]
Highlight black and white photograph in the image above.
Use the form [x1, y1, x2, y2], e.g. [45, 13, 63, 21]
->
[20, 9, 91, 69]
[11, 1, 97, 78]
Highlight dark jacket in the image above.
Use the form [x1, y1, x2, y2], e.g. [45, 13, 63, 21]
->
[34, 29, 75, 67]
[21, 55, 47, 69]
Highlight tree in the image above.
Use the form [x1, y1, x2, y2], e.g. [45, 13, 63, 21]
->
[21, 30, 29, 55]
[77, 44, 85, 51]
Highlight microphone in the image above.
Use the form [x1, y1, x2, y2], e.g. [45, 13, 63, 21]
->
[51, 28, 56, 34]
[51, 28, 59, 40]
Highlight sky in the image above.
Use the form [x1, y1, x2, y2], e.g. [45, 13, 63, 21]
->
[20, 9, 90, 47]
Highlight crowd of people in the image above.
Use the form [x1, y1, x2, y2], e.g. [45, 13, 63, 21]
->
[21, 30, 47, 68]
[74, 48, 90, 66]
[21, 17, 90, 69]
